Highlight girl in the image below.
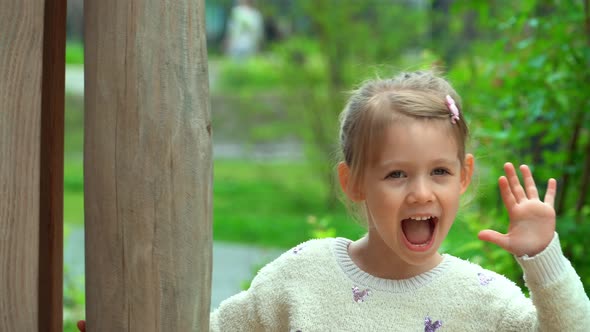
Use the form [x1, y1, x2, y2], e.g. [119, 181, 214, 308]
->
[209, 71, 589, 331]
[79, 71, 590, 331]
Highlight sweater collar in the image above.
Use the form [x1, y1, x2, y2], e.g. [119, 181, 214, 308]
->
[332, 237, 452, 293]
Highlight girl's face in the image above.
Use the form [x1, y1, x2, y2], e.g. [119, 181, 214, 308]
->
[361, 120, 473, 271]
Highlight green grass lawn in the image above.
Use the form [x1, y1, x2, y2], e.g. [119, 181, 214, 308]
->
[212, 159, 365, 248]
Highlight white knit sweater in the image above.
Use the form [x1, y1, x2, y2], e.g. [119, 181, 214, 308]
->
[210, 233, 590, 331]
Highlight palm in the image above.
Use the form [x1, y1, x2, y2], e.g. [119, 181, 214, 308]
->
[479, 163, 557, 257]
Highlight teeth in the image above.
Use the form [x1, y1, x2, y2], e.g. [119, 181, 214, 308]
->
[409, 216, 434, 221]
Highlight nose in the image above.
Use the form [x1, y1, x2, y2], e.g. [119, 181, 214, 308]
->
[407, 177, 435, 204]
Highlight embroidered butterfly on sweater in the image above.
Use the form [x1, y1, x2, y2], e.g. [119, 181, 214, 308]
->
[477, 272, 495, 286]
[424, 316, 443, 331]
[352, 286, 370, 303]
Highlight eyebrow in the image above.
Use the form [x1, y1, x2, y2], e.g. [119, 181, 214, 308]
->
[378, 158, 459, 168]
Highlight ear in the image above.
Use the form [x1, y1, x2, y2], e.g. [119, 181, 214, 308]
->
[460, 154, 474, 194]
[337, 162, 364, 202]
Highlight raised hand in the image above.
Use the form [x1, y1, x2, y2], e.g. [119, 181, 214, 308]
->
[478, 163, 557, 257]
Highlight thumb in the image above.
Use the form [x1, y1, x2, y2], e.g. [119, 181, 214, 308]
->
[478, 230, 511, 251]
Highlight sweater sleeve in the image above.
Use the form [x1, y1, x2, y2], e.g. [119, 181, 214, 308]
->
[210, 290, 264, 331]
[209, 253, 291, 331]
[499, 233, 590, 331]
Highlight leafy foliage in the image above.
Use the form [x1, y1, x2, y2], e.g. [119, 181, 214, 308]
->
[447, 0, 590, 289]
[214, 0, 590, 292]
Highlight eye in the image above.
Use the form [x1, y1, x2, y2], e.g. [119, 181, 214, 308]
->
[386, 170, 406, 179]
[432, 168, 451, 176]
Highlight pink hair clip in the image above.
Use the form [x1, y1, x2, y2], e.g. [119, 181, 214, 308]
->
[445, 95, 460, 124]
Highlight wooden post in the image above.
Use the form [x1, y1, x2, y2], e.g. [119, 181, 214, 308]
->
[0, 1, 43, 330]
[0, 0, 66, 331]
[39, 0, 67, 331]
[84, 1, 212, 331]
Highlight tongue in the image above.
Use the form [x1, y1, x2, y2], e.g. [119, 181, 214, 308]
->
[402, 219, 432, 244]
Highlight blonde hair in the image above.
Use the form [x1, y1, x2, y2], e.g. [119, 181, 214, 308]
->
[339, 70, 469, 201]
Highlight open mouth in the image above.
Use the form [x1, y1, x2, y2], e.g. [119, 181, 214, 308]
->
[401, 216, 438, 250]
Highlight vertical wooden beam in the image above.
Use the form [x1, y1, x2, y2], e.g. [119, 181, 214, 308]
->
[39, 0, 67, 331]
[84, 1, 212, 331]
[0, 1, 44, 331]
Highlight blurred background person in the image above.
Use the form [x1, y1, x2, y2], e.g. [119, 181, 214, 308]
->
[224, 0, 264, 60]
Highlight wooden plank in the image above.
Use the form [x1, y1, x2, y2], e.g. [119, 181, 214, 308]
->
[0, 1, 45, 331]
[84, 1, 212, 331]
[38, 0, 67, 331]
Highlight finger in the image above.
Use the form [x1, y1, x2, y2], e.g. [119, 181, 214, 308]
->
[544, 178, 557, 207]
[519, 164, 539, 199]
[498, 176, 517, 209]
[504, 162, 526, 202]
[77, 320, 86, 332]
[478, 229, 511, 252]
